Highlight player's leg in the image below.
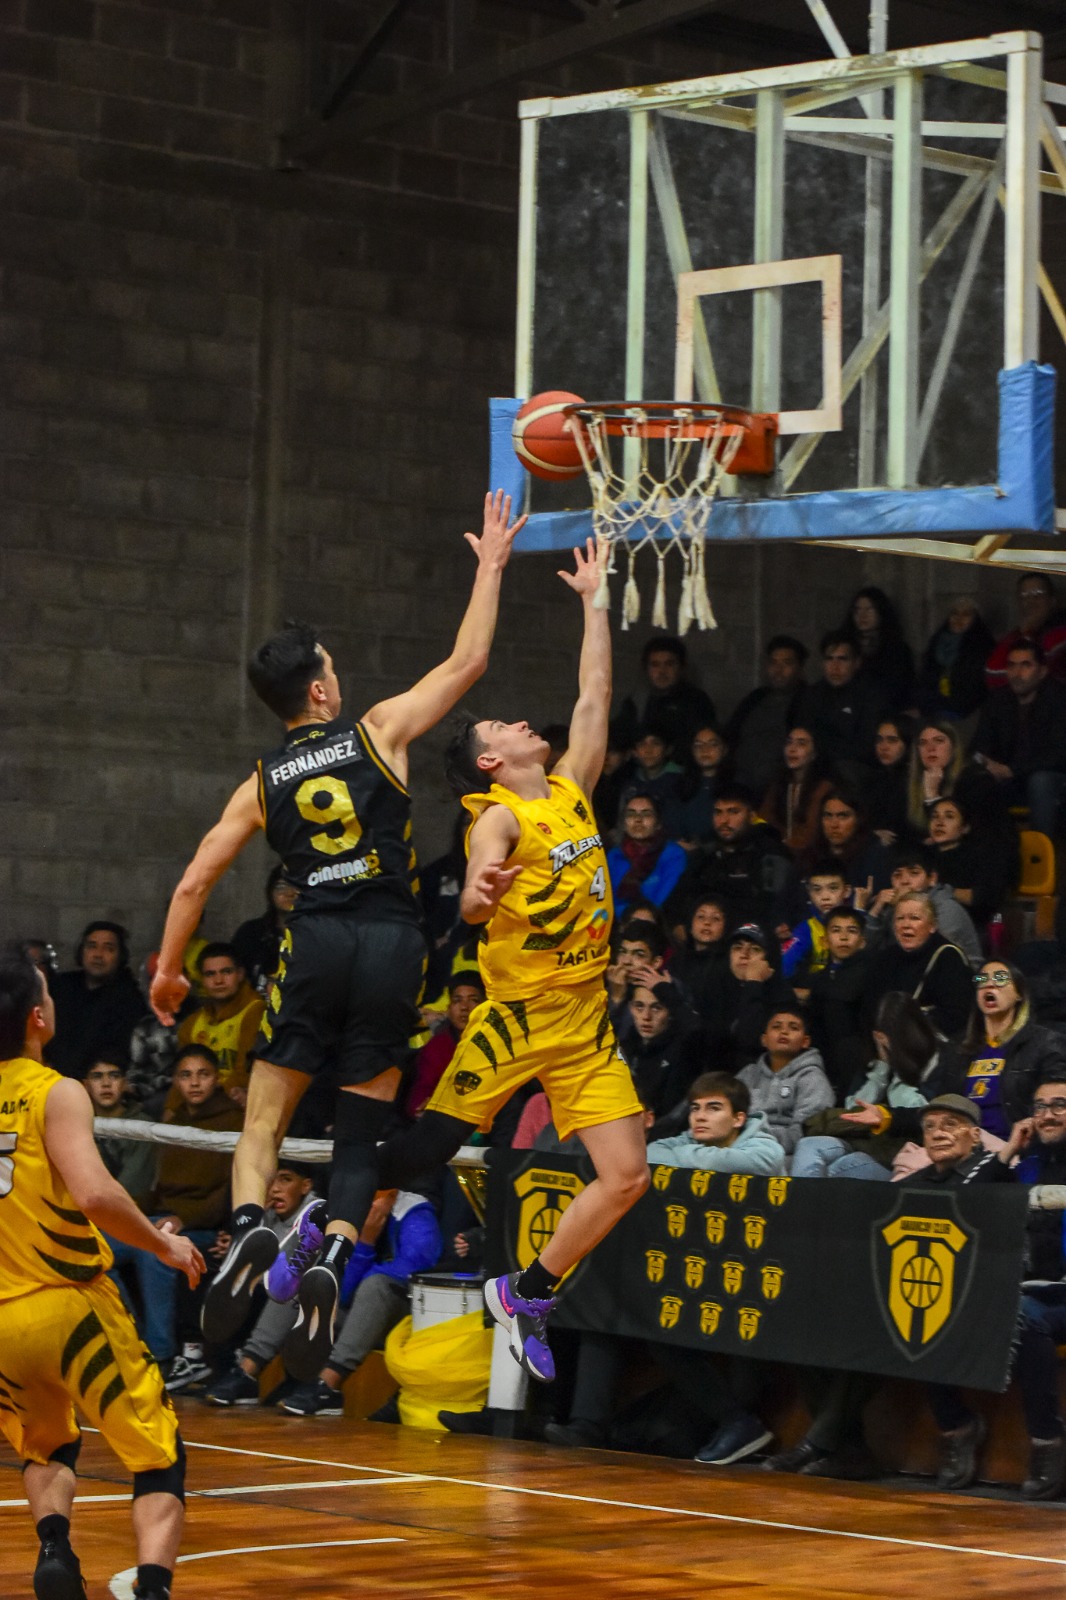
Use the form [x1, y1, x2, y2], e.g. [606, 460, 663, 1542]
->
[484, 986, 648, 1381]
[23, 1444, 85, 1600]
[201, 1059, 309, 1342]
[282, 922, 426, 1381]
[129, 1442, 186, 1600]
[486, 1112, 649, 1383]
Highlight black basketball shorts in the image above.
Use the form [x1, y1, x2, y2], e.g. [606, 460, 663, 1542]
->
[253, 914, 427, 1086]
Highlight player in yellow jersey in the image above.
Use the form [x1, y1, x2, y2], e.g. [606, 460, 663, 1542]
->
[0, 949, 205, 1600]
[372, 538, 650, 1381]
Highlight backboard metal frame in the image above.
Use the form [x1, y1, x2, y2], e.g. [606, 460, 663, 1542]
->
[497, 30, 1066, 567]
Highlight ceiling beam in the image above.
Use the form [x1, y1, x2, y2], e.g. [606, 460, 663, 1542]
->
[279, 0, 726, 161]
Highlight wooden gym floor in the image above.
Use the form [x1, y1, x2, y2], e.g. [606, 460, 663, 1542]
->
[3, 1403, 1066, 1599]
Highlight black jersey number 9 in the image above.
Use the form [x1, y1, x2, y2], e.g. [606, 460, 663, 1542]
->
[295, 776, 364, 856]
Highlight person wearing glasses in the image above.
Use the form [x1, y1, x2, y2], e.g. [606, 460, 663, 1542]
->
[606, 791, 687, 917]
[854, 960, 1066, 1147]
[984, 571, 1066, 692]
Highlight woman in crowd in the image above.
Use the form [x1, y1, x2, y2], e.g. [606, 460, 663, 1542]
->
[864, 717, 912, 848]
[802, 788, 892, 895]
[668, 895, 732, 1023]
[760, 726, 835, 854]
[792, 991, 936, 1179]
[906, 719, 1007, 840]
[927, 796, 1014, 930]
[843, 585, 915, 710]
[607, 791, 688, 917]
[863, 891, 974, 1042]
[676, 725, 732, 848]
[916, 596, 994, 723]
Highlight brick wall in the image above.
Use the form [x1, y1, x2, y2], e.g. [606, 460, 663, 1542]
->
[0, 0, 1054, 962]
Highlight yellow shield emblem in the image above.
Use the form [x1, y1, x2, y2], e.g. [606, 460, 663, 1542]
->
[704, 1209, 727, 1245]
[728, 1174, 750, 1203]
[743, 1214, 767, 1250]
[737, 1306, 762, 1341]
[873, 1202, 975, 1357]
[683, 1254, 706, 1289]
[722, 1259, 745, 1295]
[665, 1203, 688, 1240]
[767, 1177, 790, 1207]
[652, 1165, 673, 1192]
[699, 1301, 722, 1335]
[513, 1165, 586, 1273]
[645, 1248, 667, 1284]
[659, 1294, 683, 1329]
[689, 1171, 712, 1198]
[761, 1263, 784, 1300]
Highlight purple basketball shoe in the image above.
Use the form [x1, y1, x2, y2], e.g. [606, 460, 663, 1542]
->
[265, 1200, 327, 1304]
[484, 1272, 557, 1383]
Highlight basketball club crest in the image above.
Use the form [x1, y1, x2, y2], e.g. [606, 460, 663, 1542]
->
[512, 1166, 586, 1273]
[872, 1196, 975, 1358]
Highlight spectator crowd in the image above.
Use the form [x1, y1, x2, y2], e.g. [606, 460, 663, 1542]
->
[15, 572, 1066, 1498]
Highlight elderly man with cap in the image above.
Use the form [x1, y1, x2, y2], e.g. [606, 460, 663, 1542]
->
[911, 1095, 1017, 1492]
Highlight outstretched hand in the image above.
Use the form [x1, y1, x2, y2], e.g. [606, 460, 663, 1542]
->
[558, 537, 600, 601]
[150, 968, 190, 1028]
[465, 858, 521, 920]
[465, 490, 527, 573]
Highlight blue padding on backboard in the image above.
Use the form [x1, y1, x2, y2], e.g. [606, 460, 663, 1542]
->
[494, 362, 1057, 551]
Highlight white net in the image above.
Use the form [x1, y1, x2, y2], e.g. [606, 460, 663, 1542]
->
[569, 403, 747, 634]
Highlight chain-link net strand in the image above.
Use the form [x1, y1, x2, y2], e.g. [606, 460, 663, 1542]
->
[567, 403, 752, 634]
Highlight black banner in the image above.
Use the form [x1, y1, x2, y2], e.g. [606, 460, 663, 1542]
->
[484, 1152, 1030, 1391]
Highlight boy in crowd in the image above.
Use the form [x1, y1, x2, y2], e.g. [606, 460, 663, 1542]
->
[606, 922, 668, 1009]
[646, 1072, 785, 1176]
[87, 1054, 156, 1208]
[806, 907, 872, 1098]
[175, 942, 264, 1106]
[738, 1006, 834, 1163]
[404, 974, 485, 1117]
[865, 847, 981, 966]
[615, 725, 685, 834]
[207, 1161, 323, 1406]
[108, 1046, 242, 1381]
[780, 861, 851, 985]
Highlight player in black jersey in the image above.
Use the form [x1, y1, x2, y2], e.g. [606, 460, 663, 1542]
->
[150, 491, 524, 1377]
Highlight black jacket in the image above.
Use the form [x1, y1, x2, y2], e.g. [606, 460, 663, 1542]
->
[807, 948, 875, 1098]
[615, 680, 718, 754]
[912, 1148, 1014, 1188]
[665, 823, 795, 929]
[863, 932, 973, 1043]
[619, 989, 708, 1124]
[795, 675, 890, 769]
[973, 678, 1066, 778]
[46, 966, 147, 1081]
[917, 616, 994, 720]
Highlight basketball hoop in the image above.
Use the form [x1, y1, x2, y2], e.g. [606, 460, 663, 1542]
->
[564, 402, 777, 634]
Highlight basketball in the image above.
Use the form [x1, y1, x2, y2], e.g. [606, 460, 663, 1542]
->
[512, 389, 586, 480]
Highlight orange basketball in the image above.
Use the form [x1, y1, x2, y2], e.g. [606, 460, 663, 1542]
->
[512, 390, 586, 481]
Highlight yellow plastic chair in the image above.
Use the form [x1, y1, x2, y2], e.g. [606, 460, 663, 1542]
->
[1017, 830, 1056, 898]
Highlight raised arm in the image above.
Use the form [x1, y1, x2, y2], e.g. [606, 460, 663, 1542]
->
[460, 804, 522, 926]
[150, 773, 263, 1024]
[553, 539, 611, 797]
[362, 491, 526, 766]
[44, 1079, 206, 1287]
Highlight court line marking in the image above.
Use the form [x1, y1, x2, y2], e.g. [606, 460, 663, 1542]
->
[0, 1476, 430, 1510]
[170, 1434, 1066, 1569]
[109, 1540, 404, 1600]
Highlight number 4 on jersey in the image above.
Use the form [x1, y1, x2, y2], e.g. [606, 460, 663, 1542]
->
[589, 866, 607, 901]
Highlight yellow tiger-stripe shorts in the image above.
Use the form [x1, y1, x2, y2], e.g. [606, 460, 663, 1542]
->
[426, 983, 642, 1142]
[0, 1275, 179, 1472]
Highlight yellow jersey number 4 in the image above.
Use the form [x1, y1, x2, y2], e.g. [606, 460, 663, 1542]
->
[589, 866, 607, 900]
[295, 776, 363, 857]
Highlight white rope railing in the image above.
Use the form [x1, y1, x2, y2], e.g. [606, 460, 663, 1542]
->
[93, 1118, 488, 1169]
